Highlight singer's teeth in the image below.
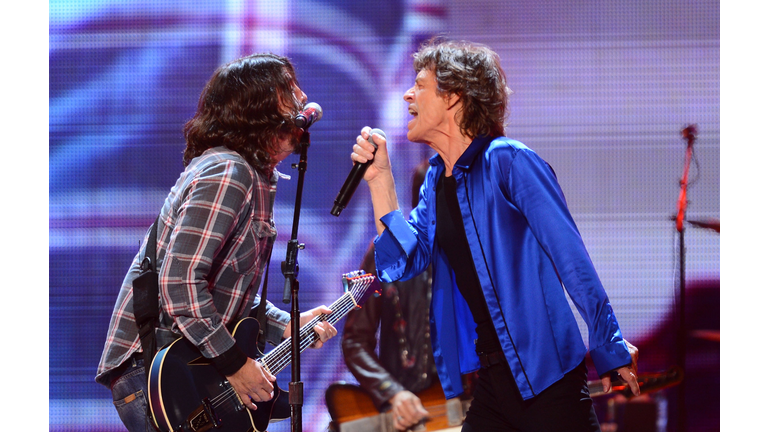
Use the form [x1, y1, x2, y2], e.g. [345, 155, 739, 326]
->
[408, 108, 417, 116]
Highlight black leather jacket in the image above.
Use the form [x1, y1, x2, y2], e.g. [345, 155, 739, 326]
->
[342, 242, 437, 410]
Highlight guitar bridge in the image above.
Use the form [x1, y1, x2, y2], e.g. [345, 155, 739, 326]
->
[179, 398, 220, 432]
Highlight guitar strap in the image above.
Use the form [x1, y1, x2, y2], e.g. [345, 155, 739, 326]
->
[133, 215, 161, 380]
[131, 212, 272, 381]
[250, 238, 273, 354]
[131, 160, 275, 381]
[247, 163, 276, 354]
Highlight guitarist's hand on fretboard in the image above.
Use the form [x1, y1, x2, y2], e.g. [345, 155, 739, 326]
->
[389, 390, 430, 431]
[226, 359, 277, 410]
[148, 271, 376, 432]
[284, 305, 338, 349]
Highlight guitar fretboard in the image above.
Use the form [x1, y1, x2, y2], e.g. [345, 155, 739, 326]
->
[260, 273, 375, 374]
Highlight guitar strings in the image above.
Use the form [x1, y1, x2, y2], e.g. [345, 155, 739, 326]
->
[264, 295, 357, 373]
[263, 283, 359, 373]
[263, 276, 373, 374]
[196, 277, 375, 417]
[209, 386, 240, 414]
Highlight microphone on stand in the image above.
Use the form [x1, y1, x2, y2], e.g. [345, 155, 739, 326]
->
[330, 128, 387, 216]
[675, 125, 696, 232]
[673, 123, 696, 432]
[294, 102, 323, 129]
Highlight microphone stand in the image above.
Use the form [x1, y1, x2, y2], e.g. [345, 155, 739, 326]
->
[674, 125, 696, 432]
[281, 129, 310, 432]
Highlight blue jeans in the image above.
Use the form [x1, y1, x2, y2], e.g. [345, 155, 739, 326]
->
[110, 356, 158, 432]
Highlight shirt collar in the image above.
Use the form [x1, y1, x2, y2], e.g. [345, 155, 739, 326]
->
[428, 135, 497, 172]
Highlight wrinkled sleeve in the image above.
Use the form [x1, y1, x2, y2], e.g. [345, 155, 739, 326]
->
[159, 160, 251, 359]
[259, 296, 291, 346]
[374, 173, 433, 283]
[506, 149, 631, 375]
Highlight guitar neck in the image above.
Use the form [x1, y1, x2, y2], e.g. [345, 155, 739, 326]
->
[588, 367, 683, 398]
[259, 289, 362, 375]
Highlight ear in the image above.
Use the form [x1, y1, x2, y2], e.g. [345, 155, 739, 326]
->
[444, 92, 461, 111]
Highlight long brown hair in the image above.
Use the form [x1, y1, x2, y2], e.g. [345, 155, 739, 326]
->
[183, 53, 303, 173]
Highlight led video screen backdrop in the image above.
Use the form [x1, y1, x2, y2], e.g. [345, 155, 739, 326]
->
[50, 1, 719, 431]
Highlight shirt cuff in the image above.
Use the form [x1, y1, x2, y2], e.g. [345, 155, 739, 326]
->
[374, 210, 415, 283]
[375, 380, 407, 410]
[265, 305, 290, 345]
[212, 343, 249, 376]
[589, 340, 632, 376]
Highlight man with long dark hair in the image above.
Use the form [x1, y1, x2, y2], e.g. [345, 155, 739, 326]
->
[351, 40, 639, 431]
[96, 53, 337, 432]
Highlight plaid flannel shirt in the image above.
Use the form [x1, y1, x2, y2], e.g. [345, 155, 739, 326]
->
[96, 147, 289, 387]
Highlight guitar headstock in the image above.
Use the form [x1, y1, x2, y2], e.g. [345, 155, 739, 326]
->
[341, 270, 379, 307]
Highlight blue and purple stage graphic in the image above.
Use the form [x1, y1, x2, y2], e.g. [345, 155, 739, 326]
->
[50, 1, 719, 430]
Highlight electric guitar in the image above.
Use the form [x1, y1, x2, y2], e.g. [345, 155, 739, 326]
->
[326, 380, 471, 432]
[588, 366, 683, 398]
[326, 367, 683, 432]
[148, 270, 377, 432]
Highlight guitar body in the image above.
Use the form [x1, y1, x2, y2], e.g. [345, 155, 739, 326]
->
[326, 381, 468, 432]
[147, 270, 377, 432]
[148, 318, 289, 432]
[325, 383, 378, 425]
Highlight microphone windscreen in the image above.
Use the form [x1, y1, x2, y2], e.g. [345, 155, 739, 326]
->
[368, 128, 386, 149]
[305, 102, 323, 120]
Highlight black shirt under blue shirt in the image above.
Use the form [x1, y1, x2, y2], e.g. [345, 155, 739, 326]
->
[435, 173, 501, 355]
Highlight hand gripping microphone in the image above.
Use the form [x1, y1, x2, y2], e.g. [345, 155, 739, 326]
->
[294, 102, 322, 129]
[331, 128, 387, 216]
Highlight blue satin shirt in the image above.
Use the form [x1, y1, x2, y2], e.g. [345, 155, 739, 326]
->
[373, 136, 631, 400]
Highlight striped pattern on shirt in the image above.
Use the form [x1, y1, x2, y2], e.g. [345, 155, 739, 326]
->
[96, 147, 289, 387]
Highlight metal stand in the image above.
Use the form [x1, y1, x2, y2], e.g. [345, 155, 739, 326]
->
[281, 129, 311, 432]
[674, 125, 696, 432]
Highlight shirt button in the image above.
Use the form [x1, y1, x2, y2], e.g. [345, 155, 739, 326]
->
[431, 220, 435, 225]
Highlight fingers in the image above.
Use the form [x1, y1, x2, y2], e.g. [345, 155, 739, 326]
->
[247, 385, 273, 404]
[618, 367, 641, 397]
[392, 412, 410, 431]
[260, 363, 277, 383]
[624, 339, 639, 374]
[353, 135, 376, 163]
[352, 126, 387, 164]
[601, 375, 612, 394]
[310, 305, 337, 343]
[393, 408, 422, 431]
[390, 392, 428, 430]
[249, 363, 276, 403]
[312, 305, 333, 316]
[293, 305, 337, 347]
[314, 322, 338, 342]
[311, 321, 338, 348]
[622, 340, 640, 395]
[228, 360, 277, 410]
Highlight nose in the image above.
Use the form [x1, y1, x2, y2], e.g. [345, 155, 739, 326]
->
[299, 90, 308, 105]
[403, 85, 415, 102]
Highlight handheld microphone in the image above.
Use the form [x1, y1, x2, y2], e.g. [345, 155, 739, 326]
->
[331, 128, 387, 217]
[294, 102, 323, 129]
